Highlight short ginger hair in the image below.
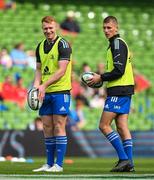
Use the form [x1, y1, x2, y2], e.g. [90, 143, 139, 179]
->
[41, 16, 56, 23]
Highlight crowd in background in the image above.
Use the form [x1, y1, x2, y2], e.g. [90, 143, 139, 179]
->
[0, 9, 152, 131]
[0, 41, 151, 131]
[0, 44, 107, 131]
[0, 0, 16, 10]
[0, 9, 106, 131]
[0, 43, 36, 70]
[0, 39, 107, 131]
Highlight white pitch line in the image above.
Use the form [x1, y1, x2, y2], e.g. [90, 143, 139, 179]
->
[1, 174, 154, 178]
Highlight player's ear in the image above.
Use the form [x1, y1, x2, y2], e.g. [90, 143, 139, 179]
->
[115, 25, 118, 33]
[56, 22, 60, 30]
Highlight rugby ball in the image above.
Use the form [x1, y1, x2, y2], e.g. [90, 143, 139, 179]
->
[27, 87, 42, 111]
[81, 72, 103, 88]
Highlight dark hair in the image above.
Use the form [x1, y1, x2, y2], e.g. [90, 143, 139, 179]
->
[42, 16, 56, 23]
[103, 16, 118, 25]
[34, 117, 42, 122]
[15, 42, 24, 49]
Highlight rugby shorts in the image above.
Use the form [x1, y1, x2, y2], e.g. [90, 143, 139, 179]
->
[103, 96, 131, 114]
[39, 93, 70, 116]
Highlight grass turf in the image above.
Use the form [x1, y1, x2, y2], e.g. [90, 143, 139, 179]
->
[0, 158, 154, 179]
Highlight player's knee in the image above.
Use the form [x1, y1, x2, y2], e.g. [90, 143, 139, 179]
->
[116, 123, 126, 131]
[54, 125, 60, 134]
[117, 126, 126, 136]
[43, 123, 52, 133]
[99, 124, 108, 134]
[54, 124, 65, 135]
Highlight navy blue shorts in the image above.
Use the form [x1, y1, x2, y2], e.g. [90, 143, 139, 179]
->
[103, 96, 131, 114]
[39, 93, 70, 116]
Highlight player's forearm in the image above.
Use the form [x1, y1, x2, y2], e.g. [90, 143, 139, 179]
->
[101, 67, 124, 81]
[33, 69, 42, 87]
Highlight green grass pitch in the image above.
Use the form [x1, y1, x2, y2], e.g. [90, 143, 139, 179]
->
[0, 157, 154, 179]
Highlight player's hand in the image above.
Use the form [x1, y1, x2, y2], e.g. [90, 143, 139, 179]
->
[87, 73, 102, 86]
[38, 84, 46, 102]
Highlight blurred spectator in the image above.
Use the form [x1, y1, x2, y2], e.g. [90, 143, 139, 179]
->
[68, 96, 88, 131]
[0, 103, 8, 111]
[0, 48, 12, 68]
[0, 0, 5, 9]
[0, 0, 16, 10]
[71, 71, 84, 98]
[67, 112, 79, 131]
[0, 95, 8, 112]
[1, 74, 27, 109]
[134, 70, 151, 93]
[27, 117, 43, 131]
[10, 42, 28, 69]
[80, 63, 95, 98]
[60, 10, 81, 36]
[75, 96, 87, 129]
[13, 73, 27, 109]
[1, 75, 15, 101]
[75, 94, 89, 107]
[0, 82, 2, 98]
[96, 62, 105, 74]
[89, 62, 106, 108]
[90, 88, 106, 108]
[82, 62, 91, 73]
[26, 50, 36, 70]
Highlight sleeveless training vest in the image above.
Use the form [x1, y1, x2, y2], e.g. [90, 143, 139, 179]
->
[106, 38, 134, 88]
[39, 37, 72, 92]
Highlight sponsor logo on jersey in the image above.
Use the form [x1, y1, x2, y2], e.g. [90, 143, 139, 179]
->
[43, 66, 51, 75]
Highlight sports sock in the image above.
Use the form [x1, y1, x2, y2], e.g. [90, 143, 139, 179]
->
[123, 139, 134, 166]
[45, 136, 56, 166]
[55, 136, 67, 167]
[106, 131, 128, 160]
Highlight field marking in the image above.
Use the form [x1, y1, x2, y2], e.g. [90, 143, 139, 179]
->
[1, 174, 154, 178]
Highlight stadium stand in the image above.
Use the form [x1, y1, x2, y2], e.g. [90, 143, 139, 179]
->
[0, 0, 154, 130]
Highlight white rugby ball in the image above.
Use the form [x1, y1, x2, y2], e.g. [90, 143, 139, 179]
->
[81, 72, 103, 88]
[27, 87, 42, 111]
